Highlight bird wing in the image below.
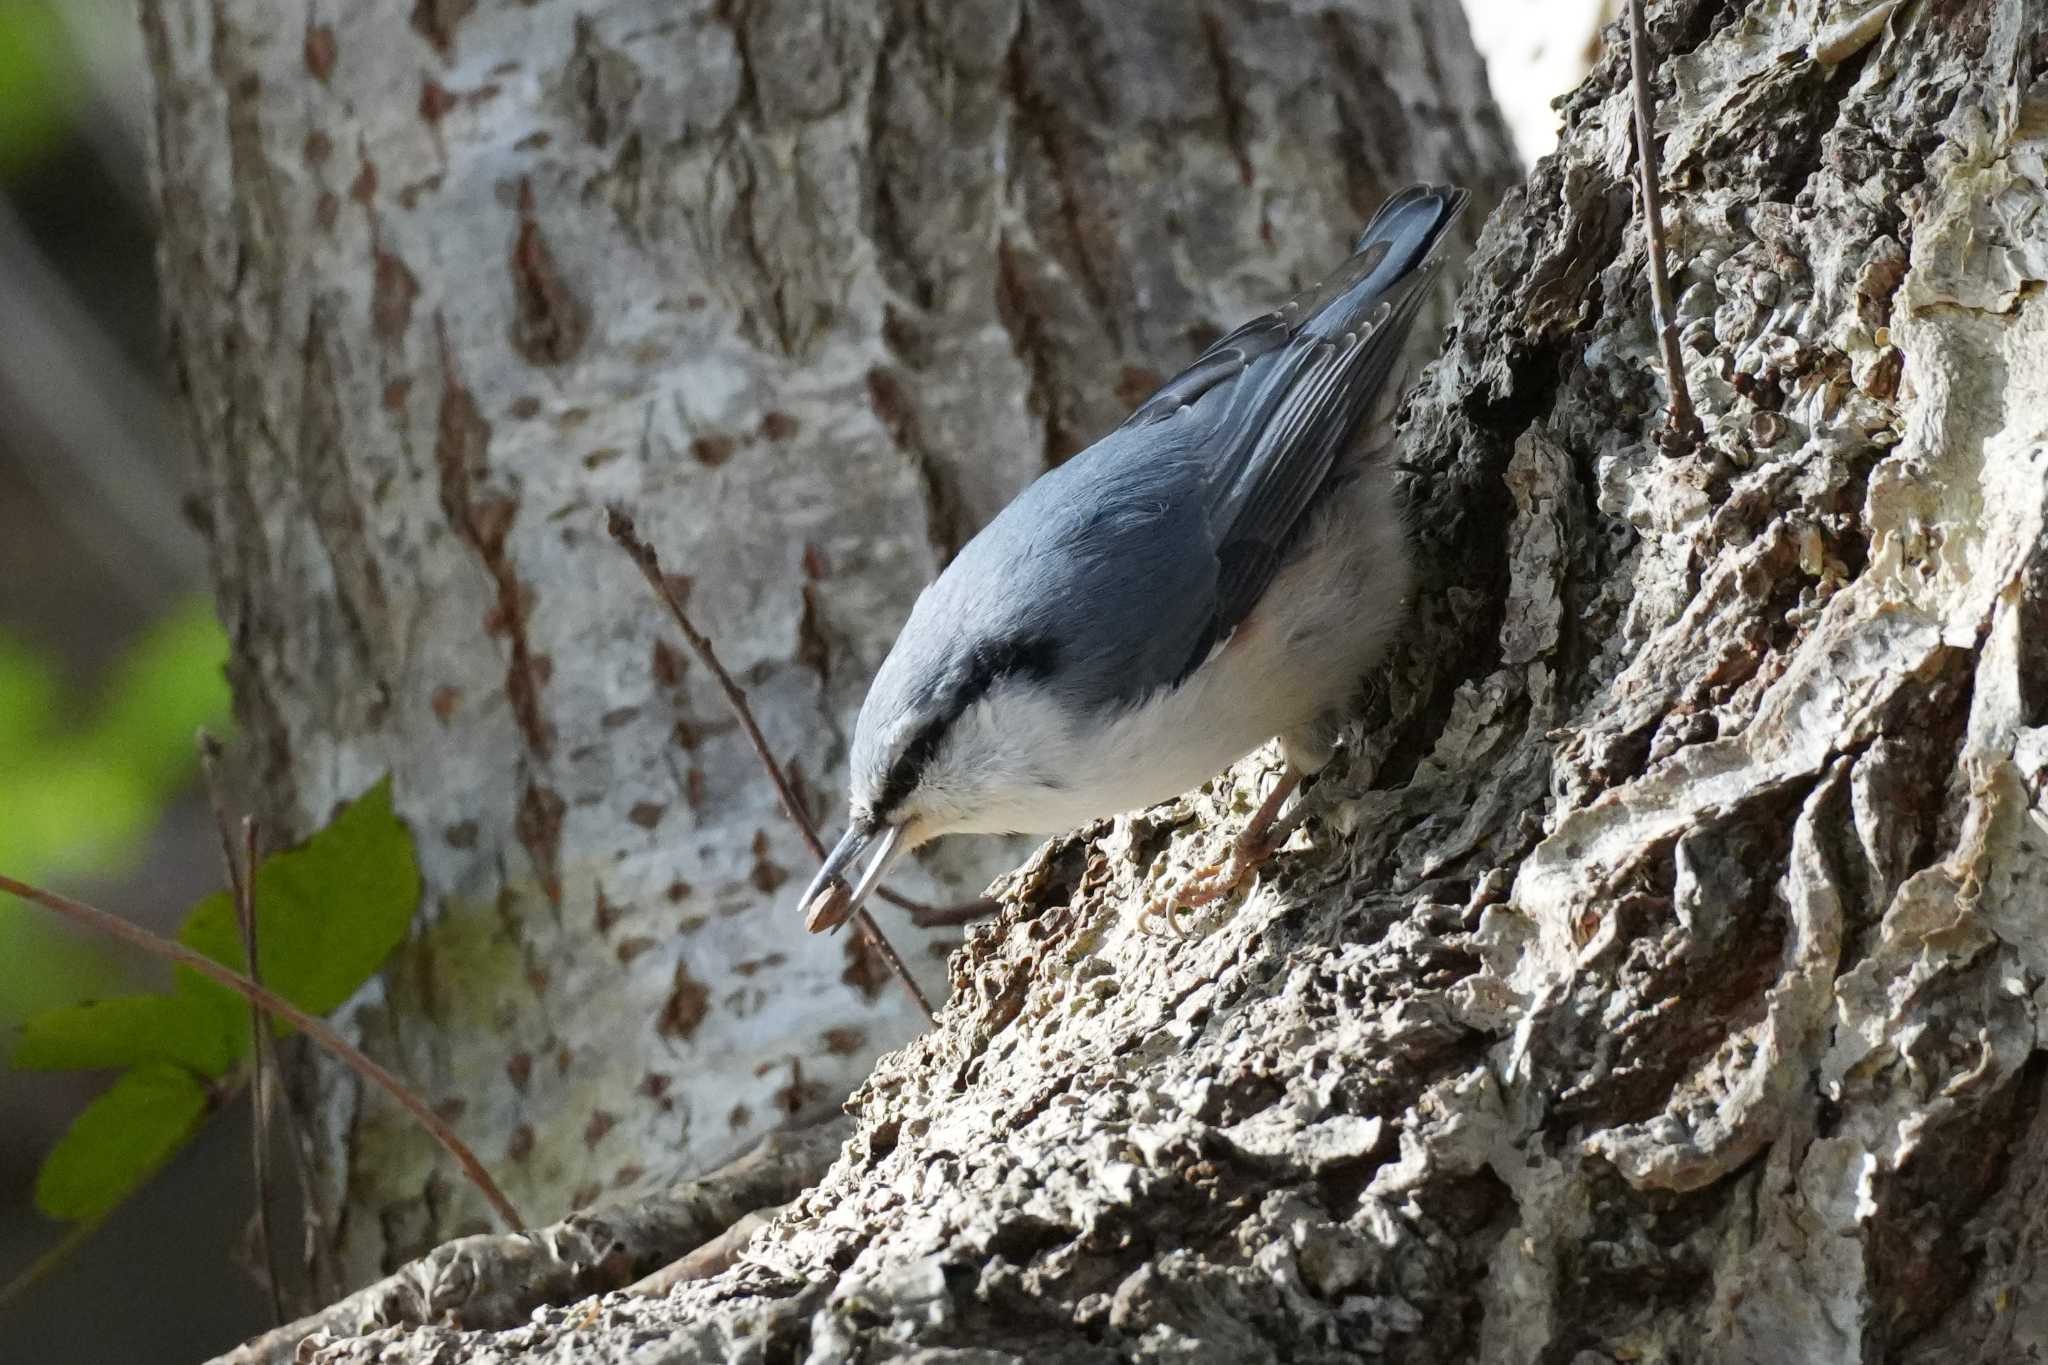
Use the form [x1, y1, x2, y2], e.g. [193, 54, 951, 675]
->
[1124, 183, 1469, 681]
[911, 184, 1471, 720]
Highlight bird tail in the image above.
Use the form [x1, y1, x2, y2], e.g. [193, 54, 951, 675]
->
[1306, 184, 1470, 467]
[1349, 183, 1470, 275]
[1293, 183, 1469, 348]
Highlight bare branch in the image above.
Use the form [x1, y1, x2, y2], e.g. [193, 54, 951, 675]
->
[0, 1213, 109, 1313]
[199, 732, 341, 1305]
[1627, 0, 1703, 450]
[237, 819, 285, 1321]
[603, 507, 936, 1023]
[279, 1034, 343, 1308]
[0, 871, 525, 1231]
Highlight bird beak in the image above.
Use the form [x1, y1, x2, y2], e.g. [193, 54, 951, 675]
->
[800, 820, 909, 934]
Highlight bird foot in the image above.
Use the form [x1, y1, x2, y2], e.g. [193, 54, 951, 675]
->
[1183, 848, 1260, 906]
[1135, 894, 1193, 940]
[1134, 765, 1311, 937]
[1136, 841, 1276, 938]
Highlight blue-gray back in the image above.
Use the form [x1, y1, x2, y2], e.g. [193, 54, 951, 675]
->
[859, 184, 1468, 775]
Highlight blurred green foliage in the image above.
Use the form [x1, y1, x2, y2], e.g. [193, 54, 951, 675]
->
[0, 1, 85, 177]
[11, 779, 422, 1224]
[0, 598, 231, 1026]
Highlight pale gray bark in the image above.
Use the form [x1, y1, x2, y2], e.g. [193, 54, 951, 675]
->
[146, 0, 1516, 1296]
[224, 0, 2048, 1358]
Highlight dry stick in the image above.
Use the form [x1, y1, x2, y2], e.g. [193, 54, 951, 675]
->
[197, 736, 284, 1319]
[198, 734, 290, 1319]
[624, 1201, 787, 1297]
[0, 872, 526, 1231]
[603, 510, 949, 928]
[604, 508, 936, 1023]
[1627, 0, 1703, 448]
[237, 820, 285, 1322]
[866, 883, 953, 920]
[244, 819, 338, 1313]
[198, 740, 450, 1297]
[906, 897, 1002, 930]
[0, 1213, 108, 1312]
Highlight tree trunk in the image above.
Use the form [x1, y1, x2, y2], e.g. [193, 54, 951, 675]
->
[212, 0, 2048, 1357]
[145, 0, 1517, 1290]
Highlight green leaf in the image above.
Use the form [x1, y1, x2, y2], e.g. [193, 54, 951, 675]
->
[178, 778, 421, 1024]
[13, 992, 238, 1078]
[33, 1065, 210, 1221]
[0, 907, 123, 1034]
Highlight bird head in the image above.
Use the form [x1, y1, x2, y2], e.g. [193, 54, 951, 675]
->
[799, 613, 1066, 931]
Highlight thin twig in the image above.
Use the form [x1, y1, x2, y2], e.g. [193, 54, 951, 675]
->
[0, 1212, 109, 1313]
[604, 507, 936, 1023]
[216, 1116, 851, 1365]
[199, 736, 332, 1312]
[199, 732, 286, 1323]
[868, 884, 951, 919]
[603, 508, 932, 923]
[1627, 0, 1703, 449]
[610, 526, 970, 935]
[0, 871, 525, 1231]
[238, 818, 286, 1322]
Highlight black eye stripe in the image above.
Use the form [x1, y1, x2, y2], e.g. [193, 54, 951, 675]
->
[872, 634, 1060, 818]
[875, 716, 948, 818]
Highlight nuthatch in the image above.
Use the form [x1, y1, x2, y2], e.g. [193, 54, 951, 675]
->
[802, 184, 1468, 932]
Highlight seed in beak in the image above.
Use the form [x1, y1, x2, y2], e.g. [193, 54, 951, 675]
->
[803, 877, 855, 933]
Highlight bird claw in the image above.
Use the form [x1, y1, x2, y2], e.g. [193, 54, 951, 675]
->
[1133, 780, 1311, 937]
[1135, 896, 1184, 940]
[1137, 884, 1201, 939]
[1137, 852, 1256, 938]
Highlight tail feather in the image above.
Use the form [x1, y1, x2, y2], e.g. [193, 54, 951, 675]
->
[1352, 183, 1469, 268]
[1299, 183, 1469, 344]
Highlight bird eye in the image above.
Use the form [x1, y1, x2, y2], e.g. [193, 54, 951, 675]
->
[874, 714, 948, 818]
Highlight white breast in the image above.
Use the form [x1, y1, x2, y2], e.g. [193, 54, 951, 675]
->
[923, 469, 1412, 838]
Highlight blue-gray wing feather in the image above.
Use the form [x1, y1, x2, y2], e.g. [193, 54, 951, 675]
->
[1147, 183, 1468, 667]
[883, 184, 1468, 729]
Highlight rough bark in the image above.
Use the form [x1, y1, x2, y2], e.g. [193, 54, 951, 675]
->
[145, 0, 1516, 1291]
[231, 0, 2048, 1358]
[218, 1118, 851, 1365]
